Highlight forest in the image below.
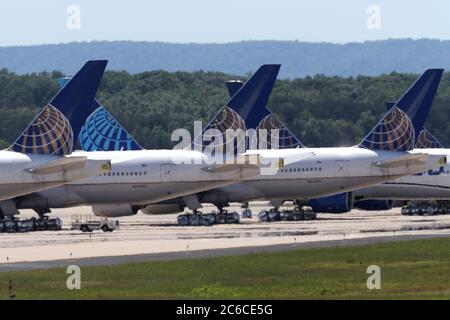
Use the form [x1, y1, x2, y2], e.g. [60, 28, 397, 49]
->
[0, 68, 449, 149]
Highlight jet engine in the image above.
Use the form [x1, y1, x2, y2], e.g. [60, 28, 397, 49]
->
[92, 204, 138, 217]
[354, 199, 394, 211]
[308, 192, 354, 213]
[141, 204, 185, 215]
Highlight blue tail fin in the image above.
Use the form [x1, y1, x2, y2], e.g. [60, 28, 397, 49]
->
[225, 80, 304, 149]
[385, 101, 396, 110]
[193, 64, 280, 152]
[226, 64, 280, 129]
[415, 128, 444, 149]
[226, 80, 244, 97]
[395, 69, 443, 140]
[359, 69, 443, 152]
[57, 78, 143, 151]
[9, 60, 107, 155]
[79, 105, 143, 151]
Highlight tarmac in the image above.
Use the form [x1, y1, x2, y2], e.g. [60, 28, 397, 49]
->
[1, 202, 450, 272]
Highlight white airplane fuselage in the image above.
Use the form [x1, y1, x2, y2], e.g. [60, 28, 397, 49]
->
[14, 149, 258, 215]
[0, 150, 103, 201]
[15, 147, 445, 216]
[354, 149, 450, 200]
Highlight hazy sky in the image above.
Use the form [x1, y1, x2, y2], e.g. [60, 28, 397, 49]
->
[0, 0, 448, 46]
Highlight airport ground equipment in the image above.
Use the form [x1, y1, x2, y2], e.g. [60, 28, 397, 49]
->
[401, 201, 450, 216]
[0, 216, 62, 233]
[71, 215, 119, 232]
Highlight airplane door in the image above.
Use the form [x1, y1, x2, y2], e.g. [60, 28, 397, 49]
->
[334, 160, 347, 177]
[160, 164, 173, 182]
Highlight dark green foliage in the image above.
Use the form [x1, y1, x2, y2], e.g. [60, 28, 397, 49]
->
[0, 69, 449, 149]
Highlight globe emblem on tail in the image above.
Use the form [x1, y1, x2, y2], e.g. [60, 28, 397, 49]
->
[9, 104, 74, 155]
[360, 106, 415, 151]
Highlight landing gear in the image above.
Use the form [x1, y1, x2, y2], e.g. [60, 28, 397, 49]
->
[177, 207, 240, 226]
[258, 205, 317, 222]
[0, 215, 62, 233]
[241, 203, 252, 219]
[402, 201, 450, 216]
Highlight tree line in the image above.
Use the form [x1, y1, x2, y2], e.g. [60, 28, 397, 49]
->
[0, 68, 449, 149]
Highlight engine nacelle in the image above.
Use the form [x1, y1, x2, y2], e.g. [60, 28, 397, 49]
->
[92, 204, 138, 217]
[354, 199, 394, 211]
[308, 192, 354, 213]
[141, 204, 185, 215]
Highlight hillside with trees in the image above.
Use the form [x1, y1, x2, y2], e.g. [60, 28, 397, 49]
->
[1, 39, 450, 78]
[0, 69, 449, 149]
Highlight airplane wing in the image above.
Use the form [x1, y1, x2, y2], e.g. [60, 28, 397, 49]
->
[25, 156, 88, 175]
[202, 154, 261, 173]
[374, 153, 429, 168]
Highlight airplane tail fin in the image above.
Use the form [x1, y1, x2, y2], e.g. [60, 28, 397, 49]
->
[9, 60, 107, 155]
[225, 80, 304, 149]
[385, 100, 443, 149]
[358, 106, 415, 151]
[385, 101, 396, 110]
[415, 128, 444, 149]
[193, 64, 280, 153]
[226, 80, 244, 97]
[79, 105, 143, 151]
[57, 77, 143, 151]
[395, 69, 443, 138]
[358, 69, 443, 152]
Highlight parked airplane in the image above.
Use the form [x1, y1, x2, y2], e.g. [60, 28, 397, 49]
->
[219, 69, 447, 213]
[138, 68, 447, 218]
[12, 65, 446, 222]
[8, 64, 285, 218]
[351, 69, 450, 204]
[308, 69, 446, 212]
[0, 60, 110, 217]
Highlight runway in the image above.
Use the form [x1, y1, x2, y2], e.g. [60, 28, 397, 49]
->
[1, 202, 450, 272]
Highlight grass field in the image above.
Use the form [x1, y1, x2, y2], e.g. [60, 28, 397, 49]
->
[2, 237, 450, 299]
